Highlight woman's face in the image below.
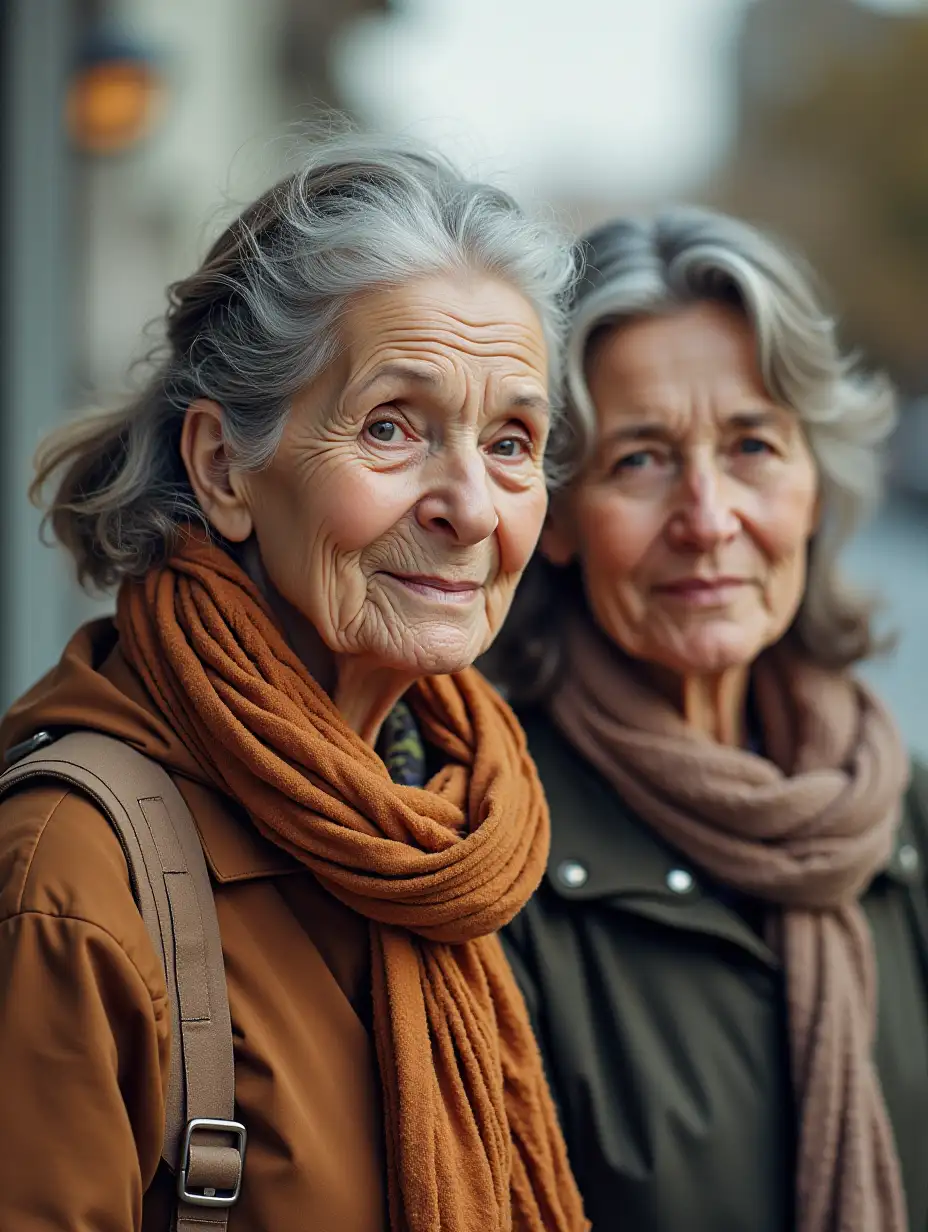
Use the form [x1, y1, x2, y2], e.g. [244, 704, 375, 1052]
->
[231, 273, 551, 677]
[543, 301, 820, 677]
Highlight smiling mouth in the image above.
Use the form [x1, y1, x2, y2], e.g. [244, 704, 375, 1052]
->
[653, 578, 749, 607]
[380, 573, 483, 603]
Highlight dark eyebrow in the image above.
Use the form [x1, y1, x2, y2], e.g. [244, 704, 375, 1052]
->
[599, 422, 671, 449]
[726, 409, 786, 431]
[601, 408, 786, 448]
[507, 392, 550, 415]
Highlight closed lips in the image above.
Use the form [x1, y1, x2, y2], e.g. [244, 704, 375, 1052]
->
[381, 573, 483, 600]
[655, 577, 747, 594]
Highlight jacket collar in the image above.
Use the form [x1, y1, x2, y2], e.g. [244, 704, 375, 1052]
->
[174, 775, 302, 883]
[520, 708, 703, 902]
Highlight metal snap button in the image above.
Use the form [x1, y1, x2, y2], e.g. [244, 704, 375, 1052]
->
[666, 868, 695, 894]
[557, 859, 589, 889]
[898, 843, 920, 874]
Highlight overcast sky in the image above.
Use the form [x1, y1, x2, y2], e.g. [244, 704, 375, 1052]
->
[334, 0, 928, 203]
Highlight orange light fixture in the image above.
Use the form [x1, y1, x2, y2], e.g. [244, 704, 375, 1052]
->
[66, 32, 165, 156]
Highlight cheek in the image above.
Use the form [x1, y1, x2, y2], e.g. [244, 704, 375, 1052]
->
[258, 462, 419, 560]
[575, 492, 657, 582]
[494, 481, 549, 577]
[747, 474, 819, 574]
[320, 468, 421, 554]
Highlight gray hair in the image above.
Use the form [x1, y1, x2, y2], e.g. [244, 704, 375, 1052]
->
[35, 130, 578, 589]
[486, 205, 896, 700]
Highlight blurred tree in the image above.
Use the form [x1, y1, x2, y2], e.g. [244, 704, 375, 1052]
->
[714, 4, 928, 389]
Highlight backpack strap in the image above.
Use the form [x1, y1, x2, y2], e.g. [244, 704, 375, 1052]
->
[0, 731, 245, 1230]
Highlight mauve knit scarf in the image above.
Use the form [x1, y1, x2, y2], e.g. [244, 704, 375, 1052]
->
[550, 613, 910, 1232]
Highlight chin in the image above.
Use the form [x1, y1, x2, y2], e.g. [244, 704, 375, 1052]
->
[394, 620, 489, 678]
[655, 625, 762, 678]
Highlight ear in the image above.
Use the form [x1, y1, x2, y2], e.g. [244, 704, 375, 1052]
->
[180, 400, 254, 543]
[539, 499, 577, 567]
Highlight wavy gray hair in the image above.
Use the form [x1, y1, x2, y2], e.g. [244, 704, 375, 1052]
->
[35, 131, 578, 589]
[486, 205, 896, 700]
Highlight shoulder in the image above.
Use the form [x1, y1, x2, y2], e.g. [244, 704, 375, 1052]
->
[909, 756, 928, 802]
[905, 756, 928, 842]
[0, 781, 164, 999]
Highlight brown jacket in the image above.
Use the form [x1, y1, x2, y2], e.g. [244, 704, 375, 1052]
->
[0, 621, 388, 1231]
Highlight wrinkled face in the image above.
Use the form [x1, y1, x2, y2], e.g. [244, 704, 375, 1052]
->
[543, 301, 820, 676]
[241, 273, 551, 676]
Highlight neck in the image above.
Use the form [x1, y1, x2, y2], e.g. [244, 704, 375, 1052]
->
[242, 542, 412, 746]
[648, 662, 750, 746]
[331, 658, 417, 746]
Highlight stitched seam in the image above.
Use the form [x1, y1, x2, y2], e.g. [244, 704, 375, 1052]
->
[5, 785, 73, 918]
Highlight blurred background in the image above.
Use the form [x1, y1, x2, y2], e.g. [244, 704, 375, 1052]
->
[2, 0, 926, 751]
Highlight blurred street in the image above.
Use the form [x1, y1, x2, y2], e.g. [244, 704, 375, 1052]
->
[848, 494, 928, 758]
[2, 0, 927, 725]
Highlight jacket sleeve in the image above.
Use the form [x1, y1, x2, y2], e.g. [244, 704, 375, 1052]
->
[0, 786, 170, 1232]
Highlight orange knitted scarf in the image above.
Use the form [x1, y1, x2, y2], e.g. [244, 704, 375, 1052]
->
[117, 535, 587, 1232]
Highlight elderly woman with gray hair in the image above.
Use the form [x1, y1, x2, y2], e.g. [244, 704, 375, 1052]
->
[0, 136, 588, 1232]
[492, 208, 928, 1232]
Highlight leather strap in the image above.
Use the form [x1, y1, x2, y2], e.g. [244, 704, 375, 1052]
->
[0, 732, 243, 1229]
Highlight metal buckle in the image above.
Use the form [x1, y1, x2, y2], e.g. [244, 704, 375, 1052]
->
[3, 730, 55, 767]
[177, 1117, 247, 1208]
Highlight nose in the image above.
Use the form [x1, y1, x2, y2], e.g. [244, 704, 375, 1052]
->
[667, 462, 740, 551]
[415, 446, 499, 546]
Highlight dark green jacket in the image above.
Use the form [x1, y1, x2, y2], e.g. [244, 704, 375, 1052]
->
[503, 709, 928, 1232]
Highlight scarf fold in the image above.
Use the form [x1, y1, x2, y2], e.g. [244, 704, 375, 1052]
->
[116, 535, 587, 1232]
[550, 612, 910, 1232]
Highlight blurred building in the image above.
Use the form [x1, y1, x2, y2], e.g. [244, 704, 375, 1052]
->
[715, 0, 928, 391]
[737, 0, 888, 125]
[0, 0, 385, 709]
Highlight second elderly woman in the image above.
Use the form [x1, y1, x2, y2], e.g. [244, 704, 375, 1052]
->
[491, 208, 928, 1232]
[0, 135, 587, 1232]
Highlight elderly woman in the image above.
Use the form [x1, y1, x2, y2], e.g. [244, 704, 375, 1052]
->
[0, 136, 588, 1232]
[491, 208, 928, 1232]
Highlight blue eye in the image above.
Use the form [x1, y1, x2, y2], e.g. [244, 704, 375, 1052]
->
[491, 436, 529, 458]
[613, 450, 653, 472]
[738, 437, 772, 456]
[367, 420, 401, 443]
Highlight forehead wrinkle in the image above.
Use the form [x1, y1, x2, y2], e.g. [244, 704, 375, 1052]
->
[339, 277, 549, 410]
[597, 399, 689, 444]
[346, 300, 545, 360]
[376, 322, 545, 365]
[349, 336, 546, 407]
